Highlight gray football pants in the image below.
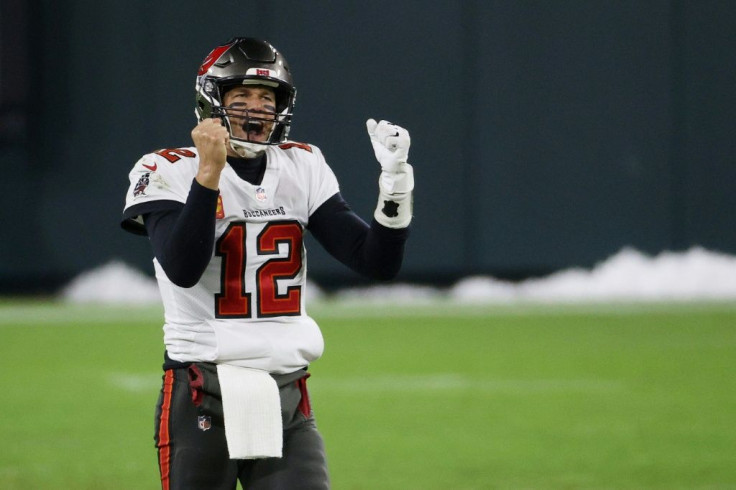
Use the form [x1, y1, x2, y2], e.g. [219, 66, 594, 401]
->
[154, 366, 329, 489]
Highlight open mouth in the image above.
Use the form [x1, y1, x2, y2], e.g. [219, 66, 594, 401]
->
[244, 120, 265, 139]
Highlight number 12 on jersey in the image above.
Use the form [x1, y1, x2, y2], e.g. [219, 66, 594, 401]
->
[215, 220, 303, 318]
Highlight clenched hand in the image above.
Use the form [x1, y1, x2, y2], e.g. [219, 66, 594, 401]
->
[192, 119, 229, 190]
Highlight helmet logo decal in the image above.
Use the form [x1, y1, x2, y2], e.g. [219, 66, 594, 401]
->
[198, 43, 233, 76]
[256, 69, 270, 76]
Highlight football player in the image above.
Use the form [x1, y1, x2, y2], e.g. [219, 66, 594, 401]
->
[121, 37, 413, 489]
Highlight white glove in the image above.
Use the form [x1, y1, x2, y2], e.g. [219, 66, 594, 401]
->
[366, 119, 410, 173]
[366, 118, 414, 228]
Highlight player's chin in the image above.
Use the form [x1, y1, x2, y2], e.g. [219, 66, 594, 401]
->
[229, 128, 264, 143]
[248, 127, 274, 143]
[245, 133, 268, 143]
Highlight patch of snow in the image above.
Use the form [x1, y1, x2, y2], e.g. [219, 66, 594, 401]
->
[60, 260, 160, 304]
[61, 247, 736, 305]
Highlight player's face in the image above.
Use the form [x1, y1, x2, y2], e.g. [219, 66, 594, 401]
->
[222, 85, 277, 143]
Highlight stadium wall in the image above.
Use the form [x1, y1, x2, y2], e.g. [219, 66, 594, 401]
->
[1, 0, 734, 292]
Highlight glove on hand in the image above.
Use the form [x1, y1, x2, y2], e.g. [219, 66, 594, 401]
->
[366, 118, 414, 228]
[366, 119, 411, 173]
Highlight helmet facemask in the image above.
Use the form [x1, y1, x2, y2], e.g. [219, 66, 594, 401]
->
[212, 80, 291, 156]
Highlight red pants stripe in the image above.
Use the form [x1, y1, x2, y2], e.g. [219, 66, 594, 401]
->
[156, 370, 175, 490]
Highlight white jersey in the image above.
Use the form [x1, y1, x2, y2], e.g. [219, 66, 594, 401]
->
[123, 143, 340, 374]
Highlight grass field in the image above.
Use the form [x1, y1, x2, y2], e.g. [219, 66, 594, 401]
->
[1, 299, 735, 489]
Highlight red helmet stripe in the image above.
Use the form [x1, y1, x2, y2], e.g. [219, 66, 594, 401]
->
[198, 43, 233, 76]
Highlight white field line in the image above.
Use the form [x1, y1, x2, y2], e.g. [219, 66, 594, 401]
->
[308, 374, 625, 395]
[0, 303, 163, 326]
[3, 299, 735, 328]
[106, 372, 624, 395]
[108, 373, 162, 393]
[308, 299, 736, 319]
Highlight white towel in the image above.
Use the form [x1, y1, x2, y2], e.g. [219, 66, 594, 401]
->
[216, 364, 283, 459]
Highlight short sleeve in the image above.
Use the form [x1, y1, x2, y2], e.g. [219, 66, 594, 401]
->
[121, 148, 199, 234]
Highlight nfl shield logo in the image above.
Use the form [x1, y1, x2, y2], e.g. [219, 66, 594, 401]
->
[198, 415, 212, 431]
[255, 187, 267, 202]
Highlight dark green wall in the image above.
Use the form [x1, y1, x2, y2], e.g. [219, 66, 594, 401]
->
[1, 0, 734, 291]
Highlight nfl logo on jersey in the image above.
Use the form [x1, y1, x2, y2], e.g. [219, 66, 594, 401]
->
[198, 415, 212, 431]
[255, 187, 267, 202]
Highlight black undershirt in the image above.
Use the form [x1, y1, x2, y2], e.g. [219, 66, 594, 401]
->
[228, 153, 267, 184]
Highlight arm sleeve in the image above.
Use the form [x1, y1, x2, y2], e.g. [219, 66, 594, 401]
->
[307, 193, 410, 280]
[143, 179, 219, 288]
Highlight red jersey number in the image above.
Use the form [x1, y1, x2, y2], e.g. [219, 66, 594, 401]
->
[155, 148, 196, 163]
[215, 221, 303, 318]
[214, 223, 251, 317]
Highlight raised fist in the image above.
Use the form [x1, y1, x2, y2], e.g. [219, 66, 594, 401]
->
[366, 119, 411, 173]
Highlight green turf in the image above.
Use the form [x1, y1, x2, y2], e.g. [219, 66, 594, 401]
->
[1, 300, 735, 489]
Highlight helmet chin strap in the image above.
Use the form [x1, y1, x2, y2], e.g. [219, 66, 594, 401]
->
[229, 139, 266, 159]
